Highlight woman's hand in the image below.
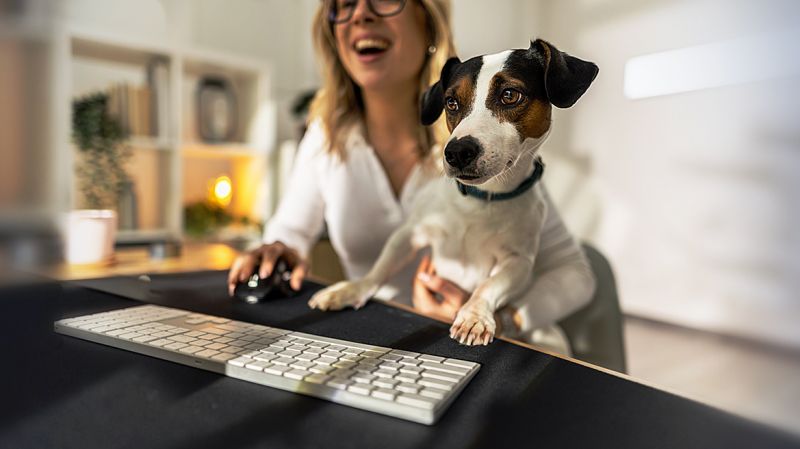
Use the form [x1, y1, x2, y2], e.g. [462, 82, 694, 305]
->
[227, 241, 309, 296]
[412, 254, 470, 322]
[412, 255, 524, 336]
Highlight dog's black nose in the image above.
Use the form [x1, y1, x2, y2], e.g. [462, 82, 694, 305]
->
[444, 137, 481, 170]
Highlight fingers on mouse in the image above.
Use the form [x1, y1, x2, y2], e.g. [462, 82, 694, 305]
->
[450, 298, 496, 346]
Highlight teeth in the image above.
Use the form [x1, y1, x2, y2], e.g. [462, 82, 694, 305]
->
[354, 38, 389, 51]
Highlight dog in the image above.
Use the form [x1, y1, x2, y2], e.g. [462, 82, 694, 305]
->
[308, 39, 598, 346]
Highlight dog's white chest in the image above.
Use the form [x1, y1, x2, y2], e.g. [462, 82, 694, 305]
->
[411, 180, 545, 292]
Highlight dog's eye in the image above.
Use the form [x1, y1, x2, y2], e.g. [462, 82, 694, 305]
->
[500, 89, 523, 105]
[445, 96, 459, 112]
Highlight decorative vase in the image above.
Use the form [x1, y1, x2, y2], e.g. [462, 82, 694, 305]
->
[64, 210, 117, 265]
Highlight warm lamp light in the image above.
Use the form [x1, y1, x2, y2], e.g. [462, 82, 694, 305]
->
[209, 175, 232, 207]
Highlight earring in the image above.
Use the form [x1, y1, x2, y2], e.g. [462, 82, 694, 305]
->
[427, 45, 437, 55]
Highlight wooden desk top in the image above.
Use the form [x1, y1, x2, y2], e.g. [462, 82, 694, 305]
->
[45, 243, 241, 281]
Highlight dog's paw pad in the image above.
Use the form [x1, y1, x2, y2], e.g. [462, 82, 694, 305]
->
[450, 306, 496, 346]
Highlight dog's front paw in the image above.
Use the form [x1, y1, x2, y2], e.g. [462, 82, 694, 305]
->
[450, 299, 496, 346]
[308, 280, 376, 311]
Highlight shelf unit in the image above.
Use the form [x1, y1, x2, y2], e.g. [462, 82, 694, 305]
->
[57, 26, 277, 244]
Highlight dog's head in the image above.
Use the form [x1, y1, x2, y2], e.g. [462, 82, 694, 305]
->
[421, 39, 598, 185]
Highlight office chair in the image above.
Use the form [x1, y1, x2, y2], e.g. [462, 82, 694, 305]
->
[558, 243, 627, 373]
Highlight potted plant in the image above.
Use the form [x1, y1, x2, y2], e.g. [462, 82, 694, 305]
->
[67, 92, 131, 264]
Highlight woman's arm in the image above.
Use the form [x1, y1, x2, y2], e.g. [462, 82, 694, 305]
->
[506, 188, 596, 334]
[262, 122, 328, 259]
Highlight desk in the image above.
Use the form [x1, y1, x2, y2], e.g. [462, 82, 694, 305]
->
[2, 271, 797, 449]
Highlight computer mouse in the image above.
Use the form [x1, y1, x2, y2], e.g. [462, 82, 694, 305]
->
[233, 257, 294, 304]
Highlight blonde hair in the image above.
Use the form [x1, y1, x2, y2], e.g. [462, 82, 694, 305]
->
[309, 0, 455, 161]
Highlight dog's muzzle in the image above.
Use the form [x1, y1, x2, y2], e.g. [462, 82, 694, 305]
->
[444, 136, 482, 171]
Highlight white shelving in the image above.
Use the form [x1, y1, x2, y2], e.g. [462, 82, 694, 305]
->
[59, 26, 277, 243]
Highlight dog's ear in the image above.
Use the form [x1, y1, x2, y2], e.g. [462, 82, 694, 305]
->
[420, 56, 460, 125]
[531, 39, 598, 108]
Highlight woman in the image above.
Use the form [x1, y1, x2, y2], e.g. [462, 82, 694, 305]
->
[227, 0, 595, 354]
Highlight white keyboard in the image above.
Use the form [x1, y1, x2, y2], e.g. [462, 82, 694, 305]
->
[54, 305, 480, 424]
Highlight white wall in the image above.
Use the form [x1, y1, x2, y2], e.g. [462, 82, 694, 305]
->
[450, 0, 543, 58]
[539, 0, 800, 347]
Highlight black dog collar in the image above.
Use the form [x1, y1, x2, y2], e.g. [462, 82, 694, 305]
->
[456, 158, 545, 202]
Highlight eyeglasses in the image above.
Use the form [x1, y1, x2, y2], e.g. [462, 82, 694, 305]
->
[326, 0, 407, 24]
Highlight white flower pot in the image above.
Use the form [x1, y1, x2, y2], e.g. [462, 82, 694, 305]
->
[64, 210, 117, 265]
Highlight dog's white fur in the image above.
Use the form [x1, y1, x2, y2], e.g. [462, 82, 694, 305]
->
[309, 50, 564, 345]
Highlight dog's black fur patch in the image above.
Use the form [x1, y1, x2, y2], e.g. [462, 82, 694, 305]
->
[529, 39, 598, 108]
[420, 57, 483, 125]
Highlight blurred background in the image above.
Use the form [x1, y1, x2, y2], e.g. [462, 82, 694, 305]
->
[1, 0, 799, 435]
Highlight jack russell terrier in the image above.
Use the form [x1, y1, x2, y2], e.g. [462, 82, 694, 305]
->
[309, 39, 598, 346]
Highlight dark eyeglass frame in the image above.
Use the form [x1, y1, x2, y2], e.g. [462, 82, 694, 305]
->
[326, 0, 408, 24]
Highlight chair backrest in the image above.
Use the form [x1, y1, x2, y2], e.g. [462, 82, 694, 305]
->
[558, 243, 627, 373]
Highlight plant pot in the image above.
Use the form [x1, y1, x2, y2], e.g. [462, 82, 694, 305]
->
[64, 210, 117, 265]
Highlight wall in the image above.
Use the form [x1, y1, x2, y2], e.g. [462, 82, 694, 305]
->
[539, 0, 800, 347]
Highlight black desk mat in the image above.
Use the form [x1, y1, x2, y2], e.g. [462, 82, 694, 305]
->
[1, 272, 797, 449]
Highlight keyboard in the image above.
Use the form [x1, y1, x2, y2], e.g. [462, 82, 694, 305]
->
[54, 305, 480, 424]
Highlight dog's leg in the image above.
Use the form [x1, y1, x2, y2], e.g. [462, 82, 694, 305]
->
[450, 254, 534, 345]
[308, 224, 421, 311]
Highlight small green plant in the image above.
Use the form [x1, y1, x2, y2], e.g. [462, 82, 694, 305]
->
[183, 201, 260, 238]
[71, 92, 131, 210]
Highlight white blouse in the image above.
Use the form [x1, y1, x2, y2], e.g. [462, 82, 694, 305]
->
[263, 121, 595, 349]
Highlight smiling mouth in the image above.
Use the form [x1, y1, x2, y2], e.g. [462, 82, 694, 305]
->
[353, 38, 390, 56]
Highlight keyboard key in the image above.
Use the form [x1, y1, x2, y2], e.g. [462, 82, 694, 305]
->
[228, 356, 250, 367]
[419, 387, 448, 400]
[132, 334, 158, 343]
[420, 369, 461, 383]
[372, 378, 399, 389]
[284, 369, 311, 380]
[164, 342, 188, 351]
[264, 365, 291, 376]
[305, 373, 331, 384]
[253, 353, 278, 363]
[419, 361, 470, 376]
[389, 349, 419, 357]
[396, 393, 437, 410]
[418, 377, 455, 391]
[168, 335, 195, 343]
[295, 352, 319, 362]
[443, 358, 479, 370]
[309, 364, 334, 375]
[379, 354, 402, 362]
[351, 373, 377, 384]
[399, 365, 423, 375]
[179, 345, 205, 354]
[394, 382, 422, 393]
[194, 349, 219, 359]
[315, 356, 338, 366]
[326, 378, 352, 390]
[395, 373, 420, 384]
[278, 349, 302, 358]
[245, 360, 272, 371]
[271, 357, 295, 366]
[290, 360, 315, 371]
[380, 361, 403, 371]
[348, 384, 375, 395]
[148, 339, 172, 347]
[373, 369, 397, 379]
[372, 388, 398, 401]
